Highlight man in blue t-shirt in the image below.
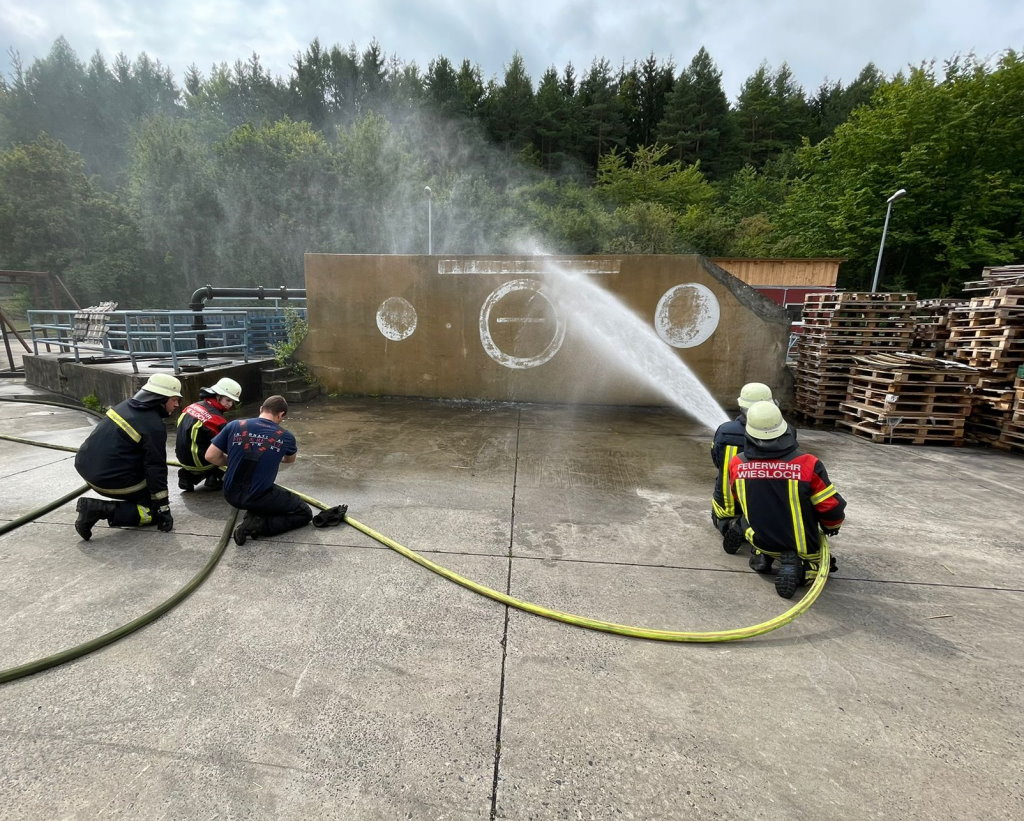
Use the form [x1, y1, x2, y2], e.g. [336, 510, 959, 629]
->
[206, 394, 312, 545]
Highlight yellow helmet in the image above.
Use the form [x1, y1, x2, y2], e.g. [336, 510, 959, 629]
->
[207, 377, 242, 403]
[738, 382, 773, 409]
[141, 373, 182, 398]
[745, 401, 788, 440]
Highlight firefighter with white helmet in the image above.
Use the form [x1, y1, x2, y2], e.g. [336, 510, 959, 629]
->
[713, 401, 846, 598]
[73, 373, 183, 539]
[175, 376, 242, 491]
[710, 382, 780, 552]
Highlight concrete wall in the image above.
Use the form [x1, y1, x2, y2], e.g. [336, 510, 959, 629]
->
[301, 254, 791, 408]
[23, 355, 267, 411]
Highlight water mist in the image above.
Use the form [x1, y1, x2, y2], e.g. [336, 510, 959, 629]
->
[540, 261, 730, 431]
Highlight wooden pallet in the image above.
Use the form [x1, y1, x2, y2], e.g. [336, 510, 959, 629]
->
[844, 390, 973, 416]
[837, 416, 966, 445]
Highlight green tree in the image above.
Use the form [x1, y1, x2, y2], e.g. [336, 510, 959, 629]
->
[732, 62, 812, 167]
[577, 59, 627, 170]
[129, 115, 223, 295]
[533, 66, 580, 172]
[215, 118, 343, 283]
[657, 47, 736, 179]
[335, 112, 424, 252]
[596, 143, 713, 211]
[777, 54, 1024, 294]
[510, 178, 610, 252]
[483, 52, 536, 152]
[604, 202, 683, 253]
[619, 54, 675, 150]
[0, 134, 157, 305]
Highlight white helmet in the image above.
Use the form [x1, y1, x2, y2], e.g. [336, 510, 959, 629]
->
[207, 377, 242, 403]
[738, 382, 773, 410]
[141, 373, 182, 398]
[745, 401, 788, 441]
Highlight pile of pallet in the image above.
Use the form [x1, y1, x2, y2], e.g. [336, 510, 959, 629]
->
[837, 352, 980, 445]
[909, 298, 967, 357]
[946, 282, 1024, 444]
[996, 369, 1024, 453]
[961, 264, 1024, 292]
[793, 292, 917, 424]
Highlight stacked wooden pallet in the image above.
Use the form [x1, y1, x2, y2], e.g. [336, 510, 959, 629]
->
[961, 264, 1024, 293]
[910, 298, 967, 356]
[946, 285, 1024, 445]
[995, 369, 1024, 453]
[837, 352, 980, 445]
[793, 292, 917, 424]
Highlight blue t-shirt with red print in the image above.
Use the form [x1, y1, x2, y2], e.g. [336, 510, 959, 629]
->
[211, 417, 297, 502]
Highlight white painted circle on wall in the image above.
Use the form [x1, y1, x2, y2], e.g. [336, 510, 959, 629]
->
[376, 296, 418, 341]
[479, 278, 566, 369]
[654, 283, 720, 348]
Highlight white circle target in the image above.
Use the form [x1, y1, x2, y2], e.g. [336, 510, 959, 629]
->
[376, 296, 418, 341]
[654, 283, 721, 348]
[479, 278, 566, 369]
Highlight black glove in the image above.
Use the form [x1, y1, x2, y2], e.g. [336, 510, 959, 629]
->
[822, 526, 841, 537]
[154, 505, 174, 532]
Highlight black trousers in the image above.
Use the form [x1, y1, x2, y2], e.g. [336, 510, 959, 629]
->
[229, 484, 312, 537]
[88, 484, 155, 527]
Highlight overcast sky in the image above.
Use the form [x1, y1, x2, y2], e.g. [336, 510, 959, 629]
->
[2, 0, 1022, 100]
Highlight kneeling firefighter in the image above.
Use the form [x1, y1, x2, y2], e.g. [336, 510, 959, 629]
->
[73, 373, 183, 540]
[175, 377, 242, 491]
[714, 401, 847, 598]
[710, 381, 777, 553]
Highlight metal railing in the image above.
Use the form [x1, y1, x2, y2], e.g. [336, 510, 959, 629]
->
[27, 305, 306, 374]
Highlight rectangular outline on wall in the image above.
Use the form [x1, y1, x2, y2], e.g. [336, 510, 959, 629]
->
[436, 258, 621, 276]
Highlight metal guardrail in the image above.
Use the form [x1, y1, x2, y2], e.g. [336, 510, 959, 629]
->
[27, 305, 306, 374]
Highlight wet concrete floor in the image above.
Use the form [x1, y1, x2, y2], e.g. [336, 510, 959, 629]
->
[1, 380, 1022, 819]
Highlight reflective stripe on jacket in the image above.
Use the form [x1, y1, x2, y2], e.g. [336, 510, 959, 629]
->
[728, 450, 846, 557]
[175, 398, 228, 469]
[75, 397, 170, 500]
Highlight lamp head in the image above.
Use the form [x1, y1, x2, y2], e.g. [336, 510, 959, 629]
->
[886, 188, 907, 204]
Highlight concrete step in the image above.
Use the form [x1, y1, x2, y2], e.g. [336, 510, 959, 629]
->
[260, 366, 294, 381]
[284, 384, 320, 403]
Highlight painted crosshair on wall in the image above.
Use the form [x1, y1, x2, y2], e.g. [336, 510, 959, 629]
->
[374, 258, 722, 368]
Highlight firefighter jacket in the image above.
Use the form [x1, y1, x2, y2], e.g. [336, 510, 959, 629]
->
[710, 414, 747, 522]
[714, 428, 845, 557]
[75, 395, 171, 504]
[176, 395, 230, 471]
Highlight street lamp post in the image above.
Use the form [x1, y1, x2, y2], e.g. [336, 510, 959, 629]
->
[870, 188, 907, 292]
[424, 186, 432, 255]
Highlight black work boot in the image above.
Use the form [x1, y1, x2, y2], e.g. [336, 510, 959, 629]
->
[749, 551, 774, 573]
[75, 498, 116, 541]
[178, 471, 200, 492]
[722, 520, 744, 554]
[233, 515, 265, 546]
[775, 551, 804, 599]
[203, 473, 224, 491]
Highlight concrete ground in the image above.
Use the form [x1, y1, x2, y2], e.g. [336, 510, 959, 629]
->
[1, 379, 1022, 820]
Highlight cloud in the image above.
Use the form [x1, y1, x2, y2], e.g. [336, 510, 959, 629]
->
[1, 0, 1022, 99]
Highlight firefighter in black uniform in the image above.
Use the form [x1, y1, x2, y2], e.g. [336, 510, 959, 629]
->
[714, 401, 846, 598]
[73, 373, 182, 540]
[711, 382, 775, 553]
[175, 377, 242, 491]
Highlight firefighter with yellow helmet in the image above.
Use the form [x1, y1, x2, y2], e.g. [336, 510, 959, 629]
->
[714, 401, 846, 598]
[710, 382, 775, 552]
[73, 373, 183, 539]
[175, 377, 242, 491]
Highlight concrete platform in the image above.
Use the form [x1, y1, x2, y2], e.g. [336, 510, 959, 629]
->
[1, 380, 1022, 820]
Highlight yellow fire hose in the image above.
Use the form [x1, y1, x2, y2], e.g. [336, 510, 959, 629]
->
[284, 495, 831, 644]
[0, 396, 831, 687]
